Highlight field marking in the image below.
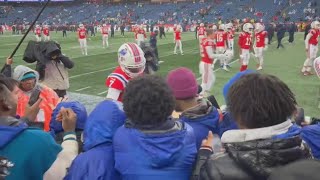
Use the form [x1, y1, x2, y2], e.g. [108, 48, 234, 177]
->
[97, 90, 108, 95]
[75, 86, 91, 92]
[196, 58, 240, 81]
[70, 48, 198, 79]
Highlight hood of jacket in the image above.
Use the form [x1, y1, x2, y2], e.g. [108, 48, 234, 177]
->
[134, 121, 196, 168]
[43, 41, 61, 58]
[13, 65, 40, 83]
[223, 70, 255, 103]
[0, 126, 26, 149]
[224, 125, 311, 179]
[50, 101, 88, 134]
[83, 100, 126, 151]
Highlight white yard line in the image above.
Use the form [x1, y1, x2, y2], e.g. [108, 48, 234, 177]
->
[75, 86, 91, 92]
[97, 90, 108, 95]
[70, 48, 198, 79]
[196, 59, 240, 80]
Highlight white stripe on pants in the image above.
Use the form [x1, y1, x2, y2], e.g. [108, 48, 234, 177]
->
[79, 38, 87, 55]
[174, 40, 183, 54]
[199, 61, 215, 95]
[102, 34, 109, 47]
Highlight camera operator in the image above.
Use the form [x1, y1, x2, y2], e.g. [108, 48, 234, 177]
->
[41, 47, 74, 98]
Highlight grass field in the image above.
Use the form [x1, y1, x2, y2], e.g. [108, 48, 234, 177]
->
[0, 31, 319, 117]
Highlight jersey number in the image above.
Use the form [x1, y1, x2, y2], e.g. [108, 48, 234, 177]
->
[256, 36, 260, 43]
[245, 37, 251, 46]
[217, 34, 223, 42]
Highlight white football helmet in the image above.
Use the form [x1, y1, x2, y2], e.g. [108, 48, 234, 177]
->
[218, 24, 225, 31]
[200, 23, 204, 27]
[103, 24, 106, 27]
[36, 25, 40, 28]
[255, 23, 264, 33]
[243, 23, 254, 33]
[226, 23, 233, 31]
[118, 43, 146, 78]
[212, 25, 217, 31]
[311, 21, 320, 29]
[79, 24, 84, 28]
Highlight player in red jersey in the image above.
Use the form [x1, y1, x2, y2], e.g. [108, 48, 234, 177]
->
[238, 23, 254, 72]
[101, 24, 109, 48]
[78, 24, 88, 56]
[35, 25, 41, 42]
[197, 23, 206, 44]
[136, 25, 147, 46]
[174, 26, 183, 55]
[226, 23, 235, 58]
[42, 25, 50, 42]
[215, 24, 229, 71]
[302, 20, 320, 76]
[199, 29, 231, 97]
[253, 23, 268, 70]
[105, 43, 146, 102]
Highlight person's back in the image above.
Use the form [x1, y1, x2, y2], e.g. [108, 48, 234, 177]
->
[0, 125, 61, 180]
[113, 75, 197, 180]
[65, 100, 126, 180]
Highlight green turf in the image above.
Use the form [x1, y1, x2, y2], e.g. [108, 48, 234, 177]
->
[0, 31, 319, 117]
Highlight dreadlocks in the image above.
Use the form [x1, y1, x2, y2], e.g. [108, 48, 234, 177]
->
[227, 73, 297, 129]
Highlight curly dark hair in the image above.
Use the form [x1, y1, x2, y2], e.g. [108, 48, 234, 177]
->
[123, 75, 175, 126]
[227, 73, 297, 129]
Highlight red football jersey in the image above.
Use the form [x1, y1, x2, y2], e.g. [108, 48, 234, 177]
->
[215, 31, 228, 47]
[35, 28, 41, 35]
[308, 29, 319, 46]
[138, 29, 147, 38]
[78, 29, 86, 39]
[238, 32, 252, 49]
[198, 27, 206, 36]
[255, 31, 268, 47]
[102, 26, 109, 35]
[105, 66, 131, 102]
[43, 28, 49, 36]
[227, 30, 234, 40]
[175, 30, 181, 40]
[201, 38, 215, 64]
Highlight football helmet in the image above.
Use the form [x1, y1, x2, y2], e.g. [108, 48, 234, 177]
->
[311, 21, 320, 29]
[212, 25, 217, 31]
[255, 23, 264, 33]
[103, 24, 106, 27]
[79, 24, 84, 28]
[243, 23, 254, 33]
[200, 23, 204, 27]
[35, 25, 40, 28]
[226, 23, 233, 32]
[218, 24, 225, 31]
[118, 43, 146, 78]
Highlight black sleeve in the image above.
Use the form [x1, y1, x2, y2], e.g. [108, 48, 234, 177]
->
[191, 149, 213, 180]
[59, 55, 74, 69]
[0, 64, 12, 77]
[207, 95, 220, 109]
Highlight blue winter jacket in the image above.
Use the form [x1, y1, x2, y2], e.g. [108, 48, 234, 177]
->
[301, 123, 320, 159]
[113, 121, 197, 180]
[64, 100, 126, 180]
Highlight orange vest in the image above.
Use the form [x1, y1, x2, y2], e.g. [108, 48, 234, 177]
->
[16, 85, 59, 131]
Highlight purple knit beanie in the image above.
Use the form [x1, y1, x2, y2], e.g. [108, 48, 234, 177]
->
[167, 67, 198, 100]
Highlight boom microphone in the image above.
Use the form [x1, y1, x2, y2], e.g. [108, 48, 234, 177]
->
[9, 0, 51, 59]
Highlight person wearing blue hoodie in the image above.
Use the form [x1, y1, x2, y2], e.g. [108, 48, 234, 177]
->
[64, 100, 126, 180]
[113, 75, 197, 180]
[50, 101, 88, 152]
[167, 67, 226, 149]
[0, 80, 79, 180]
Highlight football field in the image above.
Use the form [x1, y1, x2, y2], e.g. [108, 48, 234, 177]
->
[0, 31, 319, 117]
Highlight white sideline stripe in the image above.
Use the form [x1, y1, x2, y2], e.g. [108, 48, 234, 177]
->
[97, 90, 108, 95]
[196, 59, 240, 80]
[75, 86, 91, 91]
[70, 48, 198, 79]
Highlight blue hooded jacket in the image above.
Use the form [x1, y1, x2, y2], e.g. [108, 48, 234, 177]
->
[50, 101, 88, 135]
[301, 123, 320, 159]
[64, 100, 126, 180]
[0, 119, 61, 180]
[113, 121, 197, 180]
